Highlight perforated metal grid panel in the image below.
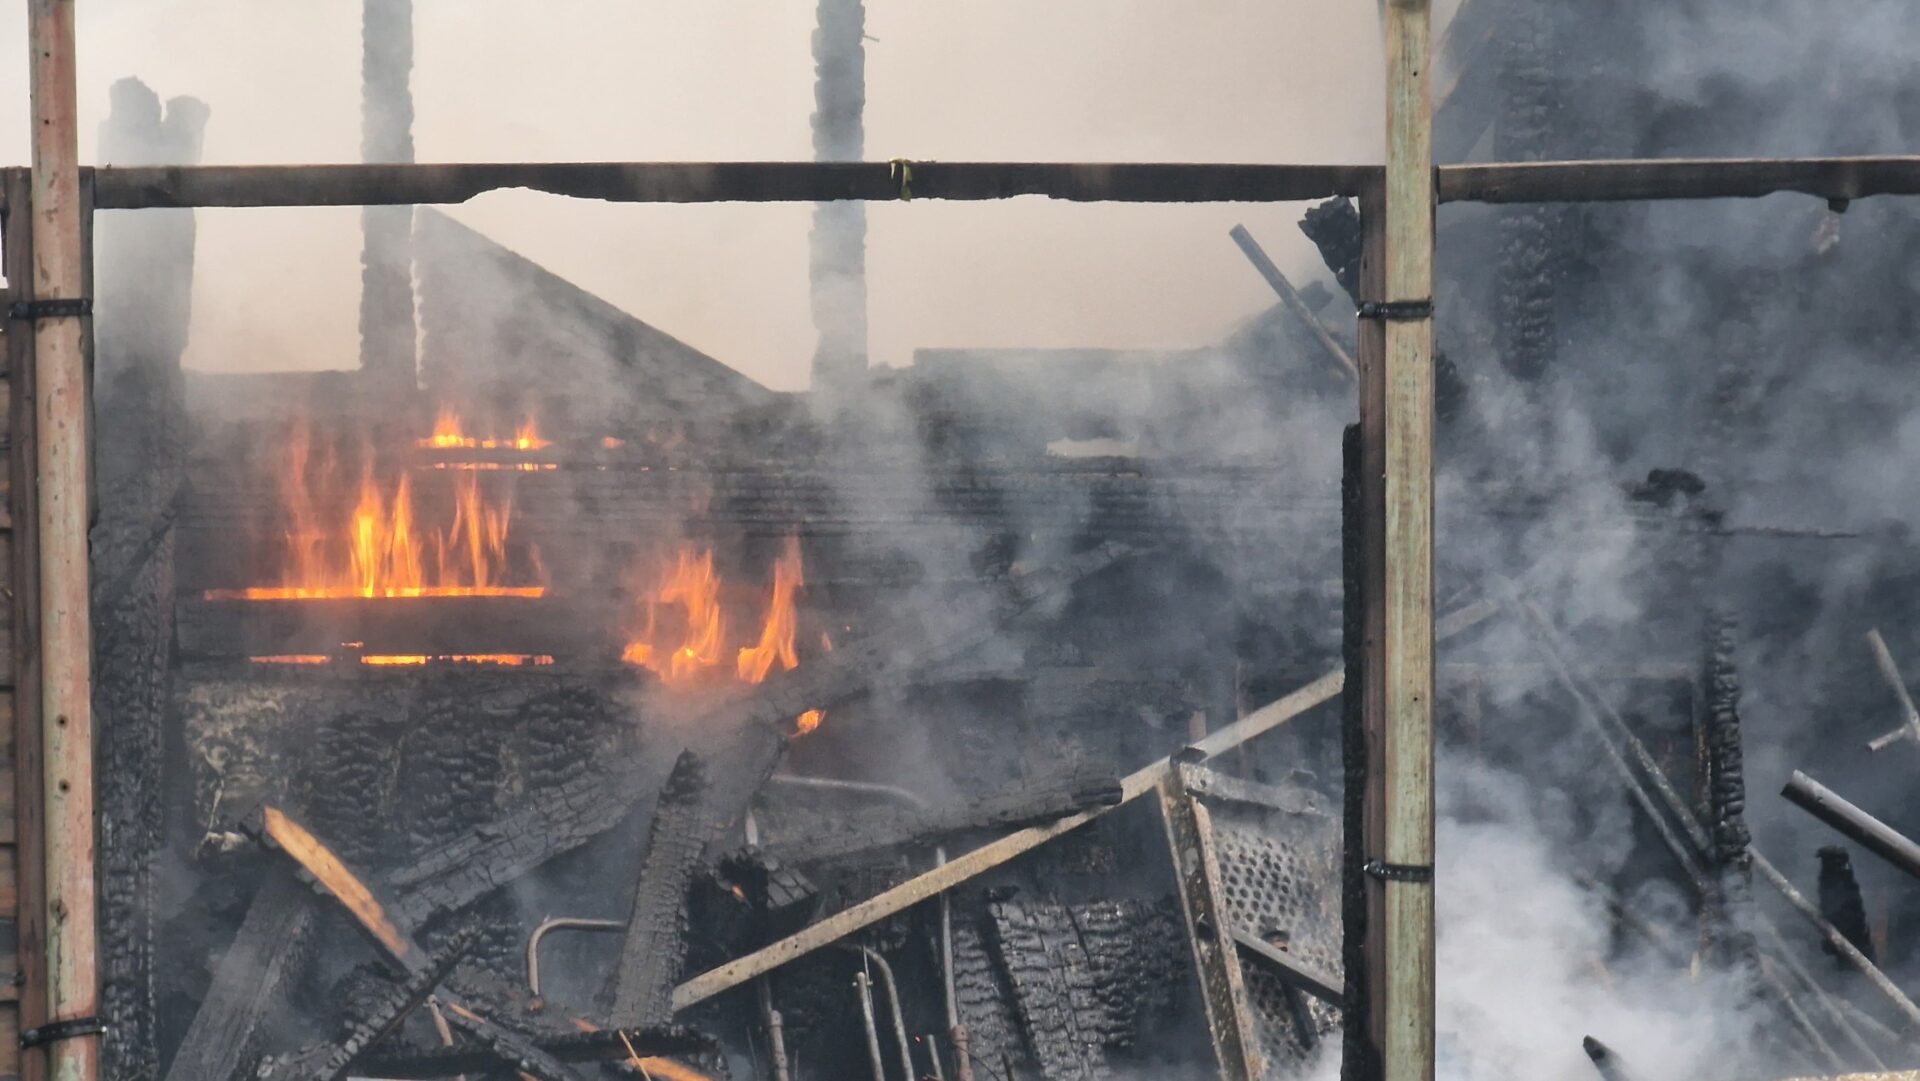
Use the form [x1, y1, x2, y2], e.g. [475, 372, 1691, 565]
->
[1208, 800, 1343, 1077]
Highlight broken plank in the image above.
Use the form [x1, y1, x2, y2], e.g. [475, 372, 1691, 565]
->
[604, 750, 713, 1027]
[260, 925, 477, 1081]
[162, 872, 317, 1081]
[1231, 929, 1344, 1007]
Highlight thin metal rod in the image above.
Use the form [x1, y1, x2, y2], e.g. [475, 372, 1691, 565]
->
[1227, 224, 1357, 380]
[1783, 771, 1920, 884]
[756, 979, 790, 1081]
[525, 917, 625, 999]
[845, 948, 914, 1081]
[26, 3, 100, 1080]
[1863, 628, 1920, 752]
[854, 971, 887, 1081]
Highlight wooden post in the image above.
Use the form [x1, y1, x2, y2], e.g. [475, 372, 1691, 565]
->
[1356, 4, 1437, 1081]
[24, 4, 100, 1081]
[6, 168, 48, 1081]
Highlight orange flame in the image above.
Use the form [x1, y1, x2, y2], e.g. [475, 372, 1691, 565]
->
[419, 407, 552, 451]
[215, 414, 548, 602]
[623, 537, 816, 702]
[793, 709, 825, 737]
[736, 536, 804, 684]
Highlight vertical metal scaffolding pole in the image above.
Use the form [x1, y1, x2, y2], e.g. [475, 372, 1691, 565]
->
[24, 3, 100, 1081]
[1357, 4, 1437, 1081]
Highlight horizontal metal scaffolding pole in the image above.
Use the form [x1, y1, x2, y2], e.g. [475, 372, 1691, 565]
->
[6, 156, 1912, 212]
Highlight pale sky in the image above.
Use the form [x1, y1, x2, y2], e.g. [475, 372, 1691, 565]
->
[0, 2, 1391, 390]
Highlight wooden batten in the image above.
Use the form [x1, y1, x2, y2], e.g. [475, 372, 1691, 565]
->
[4, 169, 38, 1081]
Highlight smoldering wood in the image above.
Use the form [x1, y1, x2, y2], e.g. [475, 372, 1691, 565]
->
[160, 871, 317, 1081]
[603, 750, 713, 1027]
[258, 923, 476, 1081]
[1782, 771, 1920, 885]
[1581, 1036, 1637, 1081]
[253, 805, 594, 1081]
[351, 1025, 717, 1078]
[1816, 847, 1878, 967]
[176, 593, 607, 661]
[763, 766, 1125, 867]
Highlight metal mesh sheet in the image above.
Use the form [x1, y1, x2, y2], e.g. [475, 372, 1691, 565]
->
[1208, 799, 1343, 1077]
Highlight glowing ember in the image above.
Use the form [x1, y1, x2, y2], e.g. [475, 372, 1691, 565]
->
[248, 654, 556, 667]
[215, 415, 548, 602]
[419, 407, 552, 451]
[793, 709, 825, 737]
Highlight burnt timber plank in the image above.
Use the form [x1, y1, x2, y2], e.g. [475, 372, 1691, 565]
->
[255, 807, 590, 1081]
[261, 925, 477, 1081]
[604, 750, 711, 1027]
[765, 766, 1125, 867]
[160, 872, 317, 1081]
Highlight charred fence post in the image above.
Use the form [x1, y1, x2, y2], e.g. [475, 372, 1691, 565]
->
[1702, 611, 1761, 976]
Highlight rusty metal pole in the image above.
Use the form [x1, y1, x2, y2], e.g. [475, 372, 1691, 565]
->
[1355, 4, 1436, 1081]
[24, 3, 100, 1081]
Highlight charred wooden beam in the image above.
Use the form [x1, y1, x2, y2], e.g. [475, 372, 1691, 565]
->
[15, 157, 1909, 213]
[604, 751, 713, 1027]
[253, 805, 593, 1081]
[259, 924, 477, 1081]
[82, 162, 1373, 210]
[1783, 771, 1920, 886]
[763, 765, 1125, 867]
[1438, 156, 1920, 204]
[161, 871, 317, 1081]
[1581, 1036, 1637, 1081]
[353, 1026, 718, 1078]
[1227, 223, 1356, 381]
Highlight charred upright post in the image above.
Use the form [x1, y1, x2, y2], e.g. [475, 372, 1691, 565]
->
[361, 0, 417, 391]
[808, 0, 868, 407]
